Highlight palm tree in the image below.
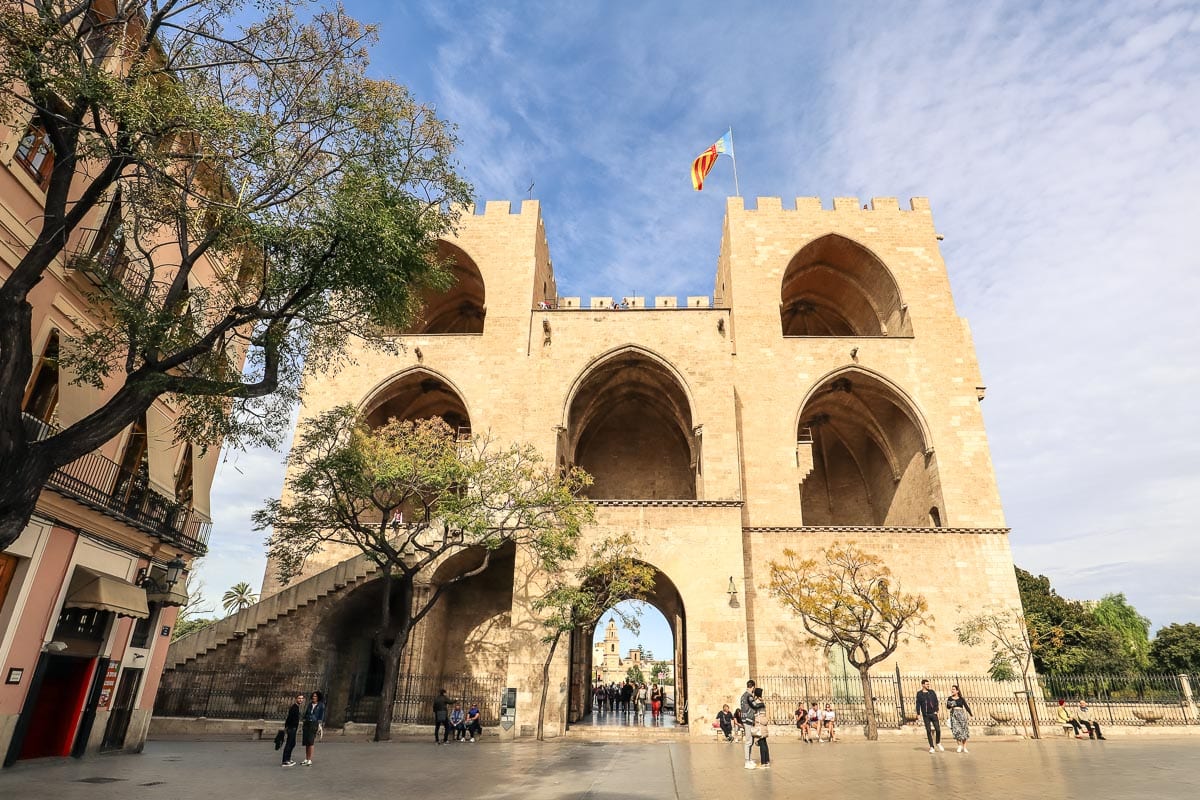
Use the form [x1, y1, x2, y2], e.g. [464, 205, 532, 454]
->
[222, 582, 258, 616]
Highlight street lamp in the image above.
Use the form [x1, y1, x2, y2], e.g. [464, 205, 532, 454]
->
[136, 554, 186, 593]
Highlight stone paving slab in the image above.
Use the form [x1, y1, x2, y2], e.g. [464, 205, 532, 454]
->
[1, 737, 1198, 800]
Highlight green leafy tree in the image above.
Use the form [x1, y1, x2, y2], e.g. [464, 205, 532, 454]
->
[221, 581, 258, 615]
[626, 665, 645, 685]
[1149, 623, 1200, 673]
[0, 0, 472, 550]
[1091, 593, 1152, 670]
[532, 533, 654, 740]
[769, 542, 931, 740]
[649, 660, 674, 686]
[257, 408, 592, 741]
[1015, 568, 1137, 673]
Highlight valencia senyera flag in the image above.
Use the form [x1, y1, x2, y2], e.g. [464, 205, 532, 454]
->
[691, 131, 733, 191]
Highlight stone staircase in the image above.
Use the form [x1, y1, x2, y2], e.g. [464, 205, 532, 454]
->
[166, 551, 380, 669]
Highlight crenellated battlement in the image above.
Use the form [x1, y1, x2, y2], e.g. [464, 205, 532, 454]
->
[450, 199, 543, 217]
[727, 196, 932, 213]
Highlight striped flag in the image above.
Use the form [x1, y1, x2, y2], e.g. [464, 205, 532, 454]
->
[691, 131, 733, 191]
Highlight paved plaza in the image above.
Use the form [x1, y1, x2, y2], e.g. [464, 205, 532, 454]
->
[1, 736, 1198, 799]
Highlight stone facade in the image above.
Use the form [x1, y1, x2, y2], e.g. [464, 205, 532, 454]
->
[178, 195, 1020, 739]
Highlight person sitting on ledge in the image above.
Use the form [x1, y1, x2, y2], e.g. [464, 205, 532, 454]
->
[449, 703, 467, 742]
[1074, 700, 1106, 740]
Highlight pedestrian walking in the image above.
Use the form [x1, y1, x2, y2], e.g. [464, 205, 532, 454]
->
[651, 684, 664, 719]
[916, 679, 943, 753]
[946, 684, 973, 753]
[433, 688, 453, 744]
[301, 690, 325, 766]
[280, 692, 303, 767]
[635, 682, 648, 720]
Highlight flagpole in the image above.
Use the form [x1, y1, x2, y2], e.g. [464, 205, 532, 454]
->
[728, 126, 741, 197]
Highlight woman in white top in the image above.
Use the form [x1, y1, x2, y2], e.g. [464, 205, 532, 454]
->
[823, 704, 837, 741]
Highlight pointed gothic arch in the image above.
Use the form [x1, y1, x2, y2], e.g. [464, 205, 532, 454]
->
[797, 367, 943, 526]
[398, 240, 486, 334]
[361, 367, 471, 437]
[780, 234, 912, 337]
[563, 347, 697, 499]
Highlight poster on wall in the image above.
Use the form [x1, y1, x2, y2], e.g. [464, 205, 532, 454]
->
[97, 663, 120, 708]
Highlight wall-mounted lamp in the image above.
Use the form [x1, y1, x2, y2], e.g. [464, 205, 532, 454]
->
[727, 576, 740, 608]
[43, 641, 68, 653]
[136, 554, 186, 594]
[850, 347, 859, 360]
[414, 346, 424, 362]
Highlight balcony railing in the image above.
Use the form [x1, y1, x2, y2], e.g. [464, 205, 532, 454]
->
[23, 414, 210, 555]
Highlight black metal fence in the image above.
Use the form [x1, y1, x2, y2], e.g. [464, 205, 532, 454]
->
[156, 668, 326, 720]
[346, 673, 505, 726]
[758, 672, 1198, 729]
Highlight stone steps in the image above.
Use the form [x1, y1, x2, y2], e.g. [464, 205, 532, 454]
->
[563, 725, 690, 742]
[166, 551, 381, 669]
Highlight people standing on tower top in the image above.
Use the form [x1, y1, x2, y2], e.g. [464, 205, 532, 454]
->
[917, 679, 943, 753]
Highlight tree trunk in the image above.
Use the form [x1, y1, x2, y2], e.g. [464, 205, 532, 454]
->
[374, 641, 404, 742]
[536, 634, 561, 741]
[0, 450, 45, 550]
[858, 666, 879, 740]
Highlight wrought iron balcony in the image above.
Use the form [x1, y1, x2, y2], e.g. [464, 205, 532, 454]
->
[23, 414, 211, 555]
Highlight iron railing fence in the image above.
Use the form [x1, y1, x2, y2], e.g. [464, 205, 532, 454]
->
[1038, 673, 1194, 727]
[346, 673, 505, 726]
[22, 413, 211, 555]
[155, 668, 326, 720]
[759, 672, 1197, 729]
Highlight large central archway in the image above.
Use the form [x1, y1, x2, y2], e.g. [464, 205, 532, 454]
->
[798, 368, 944, 526]
[395, 240, 486, 335]
[566, 564, 688, 727]
[564, 349, 697, 499]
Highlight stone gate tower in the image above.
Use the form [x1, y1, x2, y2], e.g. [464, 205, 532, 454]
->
[167, 195, 1021, 738]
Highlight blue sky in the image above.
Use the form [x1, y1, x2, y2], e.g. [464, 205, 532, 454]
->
[202, 1, 1200, 638]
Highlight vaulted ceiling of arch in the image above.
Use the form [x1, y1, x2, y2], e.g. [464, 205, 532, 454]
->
[366, 375, 470, 429]
[781, 234, 909, 336]
[567, 357, 693, 452]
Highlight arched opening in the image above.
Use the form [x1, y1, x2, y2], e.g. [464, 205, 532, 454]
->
[798, 369, 944, 526]
[780, 234, 912, 337]
[363, 369, 470, 438]
[566, 350, 696, 499]
[316, 543, 515, 728]
[566, 566, 687, 728]
[398, 241, 485, 334]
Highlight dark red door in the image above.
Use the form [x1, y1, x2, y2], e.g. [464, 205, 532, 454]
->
[18, 655, 97, 760]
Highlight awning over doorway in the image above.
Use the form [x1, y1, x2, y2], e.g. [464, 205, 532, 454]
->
[65, 567, 150, 619]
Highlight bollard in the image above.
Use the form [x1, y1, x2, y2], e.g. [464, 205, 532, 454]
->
[1179, 675, 1197, 723]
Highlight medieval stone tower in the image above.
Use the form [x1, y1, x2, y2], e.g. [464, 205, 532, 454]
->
[167, 195, 1021, 738]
